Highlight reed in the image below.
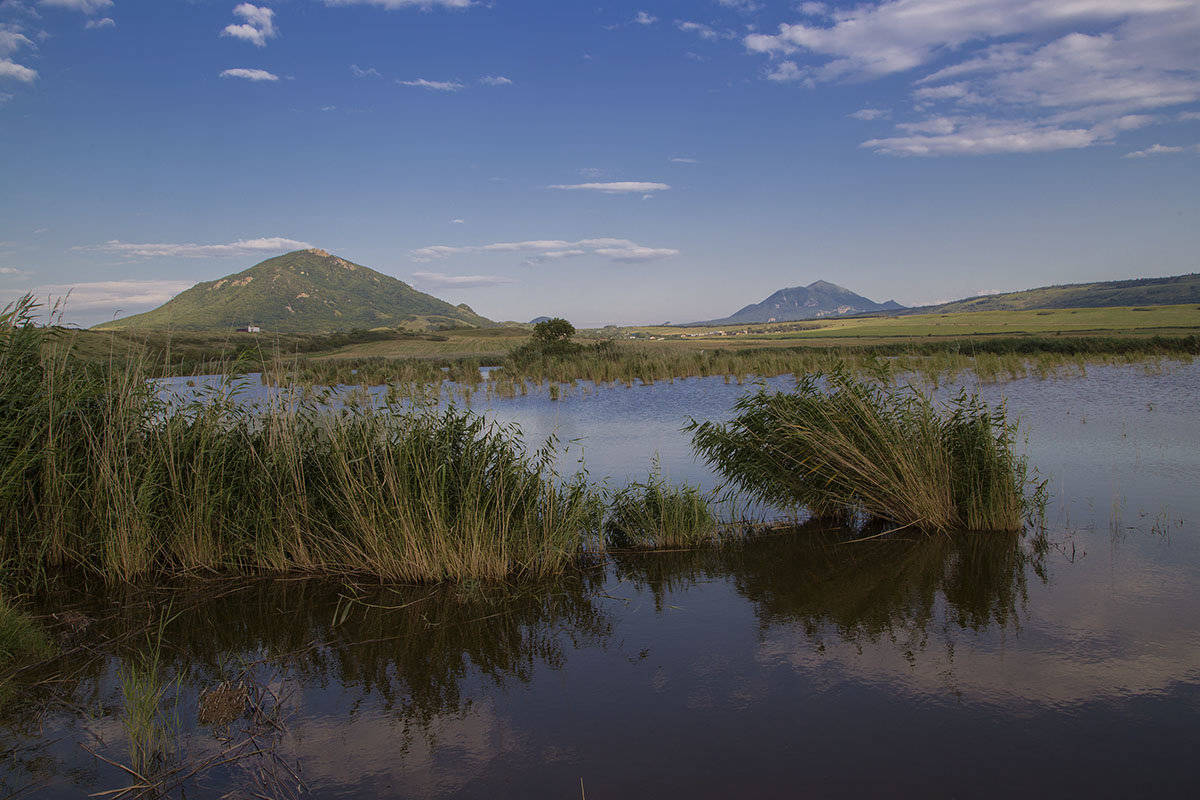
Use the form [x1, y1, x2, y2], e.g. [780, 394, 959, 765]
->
[604, 466, 719, 549]
[0, 296, 600, 590]
[688, 368, 1039, 533]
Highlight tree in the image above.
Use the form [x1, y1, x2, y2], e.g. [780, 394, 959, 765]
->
[532, 317, 575, 343]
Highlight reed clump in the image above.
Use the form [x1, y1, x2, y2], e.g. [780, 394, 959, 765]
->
[0, 296, 599, 589]
[604, 467, 720, 549]
[688, 368, 1039, 533]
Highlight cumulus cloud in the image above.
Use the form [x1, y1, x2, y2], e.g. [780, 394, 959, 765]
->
[0, 60, 37, 83]
[351, 64, 381, 78]
[548, 181, 671, 193]
[479, 75, 512, 86]
[82, 237, 312, 258]
[222, 4, 278, 48]
[744, 0, 1200, 156]
[634, 11, 657, 25]
[219, 68, 279, 81]
[38, 0, 113, 13]
[84, 17, 115, 29]
[397, 78, 464, 91]
[411, 272, 516, 288]
[409, 238, 680, 264]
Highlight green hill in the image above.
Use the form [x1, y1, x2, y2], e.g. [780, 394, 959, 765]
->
[94, 249, 493, 333]
[913, 273, 1200, 315]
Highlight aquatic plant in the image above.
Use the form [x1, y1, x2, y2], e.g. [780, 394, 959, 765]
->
[604, 465, 719, 549]
[0, 296, 600, 588]
[688, 368, 1038, 533]
[0, 597, 50, 668]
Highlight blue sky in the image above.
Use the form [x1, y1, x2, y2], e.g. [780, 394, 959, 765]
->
[1, 0, 1198, 327]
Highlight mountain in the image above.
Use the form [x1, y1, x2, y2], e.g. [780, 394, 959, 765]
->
[697, 280, 904, 325]
[94, 249, 493, 332]
[909, 273, 1200, 314]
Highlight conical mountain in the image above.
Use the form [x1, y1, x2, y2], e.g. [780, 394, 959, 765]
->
[698, 280, 903, 325]
[94, 249, 493, 332]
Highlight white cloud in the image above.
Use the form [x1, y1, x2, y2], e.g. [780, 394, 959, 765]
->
[766, 60, 810, 83]
[23, 280, 194, 314]
[746, 1, 1200, 157]
[0, 26, 35, 57]
[351, 64, 381, 78]
[849, 107, 891, 120]
[677, 21, 731, 41]
[82, 237, 312, 259]
[222, 4, 278, 48]
[0, 60, 37, 83]
[547, 181, 671, 193]
[84, 17, 115, 29]
[219, 68, 279, 81]
[411, 272, 516, 288]
[450, 218, 465, 224]
[321, 1, 474, 9]
[1179, 111, 1200, 120]
[409, 238, 680, 264]
[717, 0, 761, 12]
[38, 0, 113, 13]
[397, 78, 464, 91]
[670, 157, 699, 163]
[1123, 143, 1198, 158]
[0, 94, 13, 106]
[634, 11, 657, 25]
[0, 267, 27, 276]
[479, 75, 512, 86]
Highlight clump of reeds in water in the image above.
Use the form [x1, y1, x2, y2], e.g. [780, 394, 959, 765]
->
[604, 466, 719, 549]
[0, 296, 599, 589]
[688, 367, 1040, 533]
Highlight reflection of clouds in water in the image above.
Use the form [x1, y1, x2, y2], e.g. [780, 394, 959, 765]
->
[291, 698, 528, 796]
[753, 546, 1200, 710]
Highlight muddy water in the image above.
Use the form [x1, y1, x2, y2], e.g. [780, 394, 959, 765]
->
[3, 363, 1198, 798]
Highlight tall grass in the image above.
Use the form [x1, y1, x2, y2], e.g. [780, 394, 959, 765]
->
[689, 368, 1040, 533]
[604, 466, 719, 549]
[0, 296, 600, 589]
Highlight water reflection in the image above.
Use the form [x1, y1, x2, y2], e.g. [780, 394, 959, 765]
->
[0, 530, 1061, 797]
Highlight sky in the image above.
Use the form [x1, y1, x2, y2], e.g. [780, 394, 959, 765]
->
[1, 0, 1198, 327]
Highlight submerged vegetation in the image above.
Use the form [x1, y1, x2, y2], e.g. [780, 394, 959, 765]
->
[690, 369, 1040, 533]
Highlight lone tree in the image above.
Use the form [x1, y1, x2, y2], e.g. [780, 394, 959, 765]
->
[532, 317, 575, 343]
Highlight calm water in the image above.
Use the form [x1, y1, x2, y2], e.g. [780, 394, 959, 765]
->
[4, 363, 1198, 798]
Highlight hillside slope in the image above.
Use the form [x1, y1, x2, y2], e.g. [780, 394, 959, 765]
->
[94, 249, 492, 332]
[915, 273, 1200, 314]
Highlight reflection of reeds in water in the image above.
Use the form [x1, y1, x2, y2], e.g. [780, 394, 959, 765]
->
[689, 369, 1040, 533]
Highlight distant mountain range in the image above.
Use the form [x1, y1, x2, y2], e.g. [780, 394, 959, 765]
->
[693, 280, 904, 326]
[94, 249, 493, 333]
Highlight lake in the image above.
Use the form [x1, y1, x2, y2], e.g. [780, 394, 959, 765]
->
[3, 362, 1198, 797]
